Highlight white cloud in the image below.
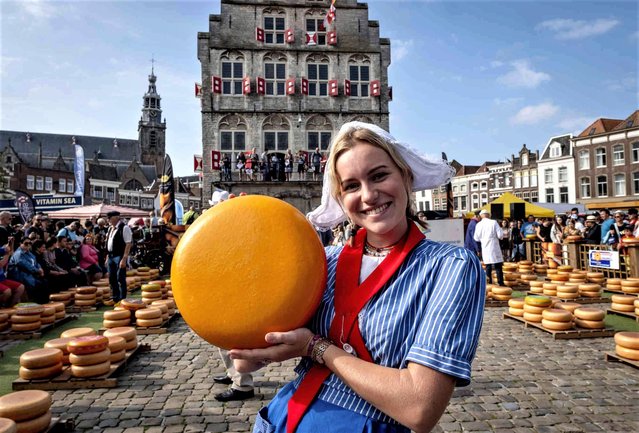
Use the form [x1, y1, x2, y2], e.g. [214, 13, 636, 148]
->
[497, 60, 550, 88]
[537, 18, 619, 40]
[392, 39, 414, 63]
[18, 0, 57, 20]
[557, 116, 593, 132]
[511, 102, 559, 125]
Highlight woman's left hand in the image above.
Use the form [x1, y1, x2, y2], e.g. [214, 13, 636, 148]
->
[229, 328, 315, 370]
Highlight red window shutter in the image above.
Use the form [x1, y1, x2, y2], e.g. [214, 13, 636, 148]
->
[212, 76, 222, 94]
[328, 80, 338, 96]
[256, 77, 266, 95]
[305, 32, 317, 46]
[242, 77, 251, 95]
[211, 151, 221, 170]
[327, 31, 337, 46]
[301, 78, 309, 95]
[286, 78, 296, 95]
[255, 27, 265, 42]
[370, 80, 381, 97]
[344, 79, 351, 96]
[285, 28, 295, 43]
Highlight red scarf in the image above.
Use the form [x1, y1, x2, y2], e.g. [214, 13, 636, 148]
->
[286, 222, 424, 432]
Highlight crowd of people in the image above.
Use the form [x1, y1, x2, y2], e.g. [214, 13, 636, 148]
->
[221, 147, 326, 182]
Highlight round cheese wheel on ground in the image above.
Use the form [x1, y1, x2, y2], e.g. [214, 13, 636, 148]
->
[523, 304, 547, 314]
[40, 307, 55, 317]
[103, 327, 136, 342]
[104, 310, 131, 321]
[14, 410, 51, 433]
[76, 286, 97, 295]
[103, 319, 131, 329]
[109, 349, 126, 363]
[0, 390, 51, 421]
[136, 317, 162, 327]
[18, 362, 63, 380]
[542, 309, 572, 322]
[19, 348, 63, 369]
[528, 281, 544, 288]
[74, 299, 96, 306]
[107, 336, 126, 353]
[149, 302, 169, 314]
[141, 284, 161, 292]
[42, 302, 65, 313]
[508, 307, 524, 317]
[557, 285, 578, 293]
[611, 294, 637, 305]
[574, 308, 605, 321]
[574, 318, 605, 329]
[124, 337, 138, 351]
[67, 335, 109, 355]
[49, 293, 71, 302]
[622, 286, 639, 294]
[615, 345, 639, 360]
[0, 418, 16, 433]
[73, 293, 96, 301]
[541, 319, 573, 331]
[524, 295, 552, 307]
[135, 308, 161, 320]
[523, 312, 543, 322]
[69, 348, 111, 366]
[508, 299, 524, 308]
[60, 328, 96, 339]
[614, 332, 639, 349]
[529, 287, 544, 294]
[44, 338, 72, 354]
[40, 315, 55, 325]
[141, 291, 162, 300]
[11, 322, 41, 332]
[14, 304, 44, 316]
[556, 292, 579, 300]
[621, 279, 639, 288]
[71, 360, 111, 378]
[10, 314, 41, 324]
[611, 302, 635, 312]
[120, 299, 146, 311]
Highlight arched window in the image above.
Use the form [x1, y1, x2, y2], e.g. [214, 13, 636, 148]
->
[306, 53, 329, 97]
[263, 114, 290, 152]
[305, 114, 332, 151]
[580, 177, 591, 198]
[124, 179, 143, 191]
[218, 114, 248, 163]
[578, 150, 590, 170]
[348, 54, 371, 97]
[263, 52, 287, 96]
[220, 50, 245, 95]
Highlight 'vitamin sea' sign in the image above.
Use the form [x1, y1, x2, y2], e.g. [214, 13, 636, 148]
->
[0, 196, 83, 213]
[589, 250, 620, 270]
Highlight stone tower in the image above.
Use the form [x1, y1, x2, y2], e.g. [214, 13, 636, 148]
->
[138, 67, 166, 171]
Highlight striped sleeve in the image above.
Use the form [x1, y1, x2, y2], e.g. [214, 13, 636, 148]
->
[405, 248, 485, 386]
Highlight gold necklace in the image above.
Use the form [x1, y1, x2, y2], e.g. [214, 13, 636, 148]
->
[363, 241, 395, 257]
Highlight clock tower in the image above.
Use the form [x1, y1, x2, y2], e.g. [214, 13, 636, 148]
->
[138, 67, 166, 171]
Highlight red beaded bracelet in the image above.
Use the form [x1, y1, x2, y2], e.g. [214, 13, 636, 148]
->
[306, 334, 323, 358]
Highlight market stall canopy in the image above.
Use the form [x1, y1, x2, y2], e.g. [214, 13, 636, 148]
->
[47, 203, 149, 220]
[481, 192, 555, 219]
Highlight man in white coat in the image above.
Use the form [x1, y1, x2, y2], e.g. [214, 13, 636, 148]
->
[474, 209, 505, 286]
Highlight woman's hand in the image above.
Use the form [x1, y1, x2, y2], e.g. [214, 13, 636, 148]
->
[229, 328, 315, 372]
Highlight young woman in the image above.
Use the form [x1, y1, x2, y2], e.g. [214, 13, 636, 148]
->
[550, 215, 565, 244]
[230, 122, 485, 433]
[499, 219, 511, 262]
[285, 149, 294, 181]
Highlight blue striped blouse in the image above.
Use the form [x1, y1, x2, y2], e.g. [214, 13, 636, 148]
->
[291, 238, 486, 424]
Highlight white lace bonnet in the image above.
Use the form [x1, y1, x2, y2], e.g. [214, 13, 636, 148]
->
[306, 121, 456, 230]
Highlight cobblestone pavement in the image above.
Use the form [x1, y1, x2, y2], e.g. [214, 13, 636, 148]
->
[50, 306, 639, 433]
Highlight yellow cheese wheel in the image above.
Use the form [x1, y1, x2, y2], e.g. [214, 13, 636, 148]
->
[508, 299, 524, 308]
[73, 293, 96, 301]
[42, 302, 65, 313]
[71, 360, 111, 378]
[40, 307, 55, 317]
[60, 328, 96, 339]
[611, 302, 635, 312]
[14, 303, 44, 316]
[621, 286, 639, 294]
[67, 335, 109, 355]
[103, 319, 131, 329]
[574, 318, 605, 329]
[508, 307, 524, 317]
[490, 286, 511, 296]
[14, 410, 51, 433]
[550, 274, 569, 282]
[76, 286, 97, 295]
[69, 348, 111, 366]
[140, 291, 162, 299]
[49, 293, 71, 302]
[141, 284, 161, 292]
[621, 279, 639, 288]
[103, 327, 136, 342]
[523, 312, 543, 322]
[54, 311, 65, 320]
[523, 304, 547, 314]
[542, 283, 557, 290]
[556, 285, 578, 294]
[580, 290, 602, 298]
[611, 294, 636, 305]
[74, 300, 96, 306]
[573, 307, 605, 321]
[0, 418, 16, 433]
[541, 319, 573, 331]
[104, 310, 131, 320]
[10, 314, 41, 324]
[18, 362, 63, 380]
[124, 337, 138, 351]
[136, 317, 163, 328]
[109, 349, 126, 364]
[107, 336, 126, 353]
[607, 278, 621, 285]
[556, 292, 579, 300]
[491, 294, 511, 301]
[542, 289, 557, 296]
[40, 315, 55, 325]
[529, 287, 544, 294]
[44, 338, 72, 354]
[149, 280, 166, 287]
[614, 332, 639, 349]
[606, 284, 622, 290]
[149, 302, 169, 314]
[528, 281, 544, 288]
[615, 345, 639, 360]
[172, 196, 327, 349]
[541, 309, 572, 322]
[524, 295, 552, 307]
[19, 348, 63, 369]
[0, 390, 51, 422]
[519, 274, 537, 281]
[579, 283, 601, 291]
[120, 299, 147, 311]
[11, 322, 41, 332]
[635, 299, 639, 308]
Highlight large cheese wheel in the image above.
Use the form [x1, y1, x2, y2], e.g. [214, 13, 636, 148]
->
[622, 286, 639, 294]
[574, 307, 605, 321]
[149, 302, 169, 314]
[524, 295, 552, 307]
[49, 293, 71, 302]
[67, 335, 109, 355]
[120, 299, 147, 311]
[542, 283, 557, 290]
[42, 302, 65, 313]
[136, 317, 163, 328]
[508, 299, 524, 308]
[104, 310, 131, 320]
[149, 280, 166, 287]
[103, 319, 131, 329]
[508, 307, 524, 317]
[74, 300, 96, 307]
[611, 302, 635, 312]
[523, 312, 543, 322]
[550, 274, 569, 282]
[528, 281, 544, 288]
[0, 418, 16, 433]
[529, 287, 544, 294]
[172, 196, 327, 349]
[44, 338, 72, 354]
[40, 307, 55, 317]
[141, 284, 161, 292]
[574, 318, 605, 329]
[557, 265, 573, 271]
[60, 328, 96, 339]
[611, 294, 636, 305]
[103, 327, 136, 342]
[40, 315, 55, 325]
[523, 304, 547, 314]
[542, 309, 572, 322]
[124, 337, 138, 351]
[579, 283, 601, 291]
[556, 285, 578, 294]
[19, 348, 63, 369]
[0, 390, 51, 421]
[141, 291, 162, 300]
[615, 345, 639, 360]
[10, 314, 41, 324]
[556, 292, 579, 300]
[14, 410, 51, 433]
[621, 279, 639, 288]
[614, 332, 639, 349]
[73, 293, 96, 301]
[491, 287, 512, 296]
[14, 304, 44, 316]
[11, 322, 41, 332]
[18, 362, 63, 380]
[76, 286, 97, 295]
[71, 360, 111, 378]
[69, 348, 111, 366]
[109, 349, 126, 363]
[635, 299, 639, 308]
[107, 336, 126, 353]
[541, 319, 573, 331]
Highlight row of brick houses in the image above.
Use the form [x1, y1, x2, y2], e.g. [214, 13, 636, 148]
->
[417, 110, 639, 216]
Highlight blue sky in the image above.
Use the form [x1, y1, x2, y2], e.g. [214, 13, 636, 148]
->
[1, 0, 637, 176]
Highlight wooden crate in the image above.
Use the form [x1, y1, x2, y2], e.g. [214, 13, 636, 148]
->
[502, 312, 615, 339]
[606, 309, 639, 322]
[12, 344, 147, 391]
[605, 351, 639, 370]
[485, 299, 509, 308]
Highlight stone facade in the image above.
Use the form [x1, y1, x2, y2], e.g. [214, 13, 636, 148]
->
[198, 0, 391, 209]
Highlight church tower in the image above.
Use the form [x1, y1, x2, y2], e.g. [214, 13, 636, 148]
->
[138, 66, 166, 171]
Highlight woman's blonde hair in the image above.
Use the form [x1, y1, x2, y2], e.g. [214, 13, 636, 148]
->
[326, 127, 415, 215]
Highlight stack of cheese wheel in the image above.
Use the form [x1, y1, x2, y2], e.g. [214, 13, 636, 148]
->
[44, 337, 73, 365]
[49, 291, 72, 306]
[528, 280, 544, 294]
[136, 266, 151, 281]
[103, 309, 131, 328]
[10, 303, 44, 332]
[149, 268, 160, 279]
[0, 390, 52, 433]
[165, 279, 173, 298]
[556, 284, 579, 300]
[614, 332, 639, 361]
[573, 307, 605, 329]
[37, 305, 55, 326]
[150, 301, 170, 322]
[491, 286, 512, 301]
[549, 271, 569, 285]
[103, 327, 137, 352]
[502, 264, 519, 287]
[556, 302, 582, 314]
[147, 280, 168, 299]
[94, 287, 103, 304]
[610, 294, 636, 313]
[546, 268, 558, 278]
[485, 284, 493, 300]
[152, 299, 176, 316]
[135, 307, 163, 328]
[68, 335, 111, 378]
[541, 308, 574, 331]
[587, 271, 605, 285]
[43, 302, 65, 322]
[519, 273, 537, 287]
[74, 286, 97, 307]
[120, 298, 147, 317]
[568, 271, 587, 284]
[621, 278, 639, 295]
[508, 298, 524, 316]
[579, 282, 602, 298]
[19, 348, 63, 380]
[141, 283, 162, 304]
[518, 260, 533, 275]
[523, 295, 553, 322]
[635, 298, 639, 316]
[60, 327, 96, 339]
[542, 282, 558, 297]
[0, 313, 8, 333]
[107, 335, 127, 363]
[0, 418, 16, 432]
[534, 263, 548, 275]
[606, 278, 622, 292]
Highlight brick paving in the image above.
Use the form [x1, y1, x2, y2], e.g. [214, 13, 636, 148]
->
[49, 306, 639, 432]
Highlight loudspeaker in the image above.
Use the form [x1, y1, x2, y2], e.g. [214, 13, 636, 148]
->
[491, 203, 504, 221]
[510, 203, 526, 221]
